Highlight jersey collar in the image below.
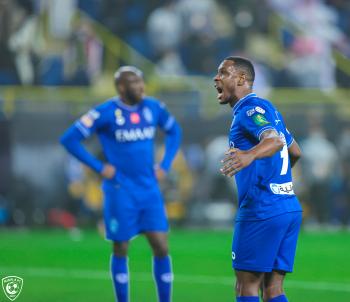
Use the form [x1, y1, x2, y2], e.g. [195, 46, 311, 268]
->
[114, 97, 142, 111]
[232, 93, 257, 115]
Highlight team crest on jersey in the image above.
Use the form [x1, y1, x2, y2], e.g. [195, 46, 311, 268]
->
[143, 107, 153, 123]
[115, 109, 125, 126]
[252, 114, 270, 126]
[130, 112, 140, 124]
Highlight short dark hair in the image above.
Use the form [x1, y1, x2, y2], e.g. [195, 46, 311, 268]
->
[225, 56, 255, 84]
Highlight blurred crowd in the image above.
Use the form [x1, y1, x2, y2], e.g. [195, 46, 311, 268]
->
[297, 119, 350, 226]
[0, 0, 103, 85]
[0, 0, 350, 88]
[1, 0, 350, 229]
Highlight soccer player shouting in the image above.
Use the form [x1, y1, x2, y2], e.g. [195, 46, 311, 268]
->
[61, 66, 181, 302]
[214, 57, 302, 302]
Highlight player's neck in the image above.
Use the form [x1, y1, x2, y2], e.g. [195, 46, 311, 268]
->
[230, 89, 253, 107]
[120, 97, 139, 107]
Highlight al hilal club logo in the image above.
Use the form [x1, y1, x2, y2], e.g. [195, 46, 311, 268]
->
[2, 276, 23, 301]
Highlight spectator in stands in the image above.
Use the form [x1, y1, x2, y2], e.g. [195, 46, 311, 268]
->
[8, 0, 42, 84]
[63, 19, 103, 85]
[0, 0, 19, 84]
[301, 119, 338, 224]
[147, 0, 182, 58]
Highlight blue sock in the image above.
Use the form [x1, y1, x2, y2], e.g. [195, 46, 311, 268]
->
[111, 255, 129, 302]
[236, 297, 259, 302]
[153, 255, 173, 302]
[268, 295, 288, 302]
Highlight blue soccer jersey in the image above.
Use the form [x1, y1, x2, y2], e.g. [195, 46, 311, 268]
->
[61, 96, 181, 190]
[229, 93, 302, 221]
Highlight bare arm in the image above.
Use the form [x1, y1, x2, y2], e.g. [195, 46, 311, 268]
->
[221, 129, 284, 177]
[248, 129, 284, 160]
[288, 140, 302, 168]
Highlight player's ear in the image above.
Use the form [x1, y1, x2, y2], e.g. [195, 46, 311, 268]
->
[116, 83, 124, 94]
[237, 74, 245, 86]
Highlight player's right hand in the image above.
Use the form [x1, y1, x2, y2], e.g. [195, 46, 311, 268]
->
[220, 148, 254, 177]
[101, 163, 116, 179]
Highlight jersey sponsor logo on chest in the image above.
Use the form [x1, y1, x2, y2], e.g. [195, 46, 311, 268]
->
[115, 126, 155, 142]
[270, 182, 294, 195]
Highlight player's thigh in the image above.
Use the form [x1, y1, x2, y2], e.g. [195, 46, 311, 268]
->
[273, 211, 302, 272]
[263, 270, 285, 289]
[139, 188, 169, 233]
[144, 232, 169, 256]
[103, 184, 139, 241]
[232, 215, 292, 272]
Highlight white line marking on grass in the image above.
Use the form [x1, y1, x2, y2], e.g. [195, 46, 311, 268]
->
[1, 267, 350, 293]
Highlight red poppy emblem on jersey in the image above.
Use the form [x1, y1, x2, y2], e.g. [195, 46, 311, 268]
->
[130, 112, 140, 124]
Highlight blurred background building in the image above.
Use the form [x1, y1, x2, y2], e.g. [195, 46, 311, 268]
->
[0, 0, 350, 229]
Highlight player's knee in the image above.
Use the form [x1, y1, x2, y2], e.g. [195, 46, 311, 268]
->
[113, 241, 129, 257]
[152, 242, 168, 257]
[153, 246, 168, 257]
[262, 284, 284, 301]
[235, 280, 260, 296]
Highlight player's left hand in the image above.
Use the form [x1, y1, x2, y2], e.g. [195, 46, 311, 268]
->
[220, 148, 254, 177]
[155, 166, 167, 182]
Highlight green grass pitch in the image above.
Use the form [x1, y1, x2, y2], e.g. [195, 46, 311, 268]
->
[1, 228, 350, 302]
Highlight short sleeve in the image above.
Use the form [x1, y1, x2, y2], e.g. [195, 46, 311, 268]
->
[276, 110, 294, 147]
[74, 107, 106, 138]
[240, 105, 277, 141]
[285, 128, 294, 147]
[157, 102, 175, 131]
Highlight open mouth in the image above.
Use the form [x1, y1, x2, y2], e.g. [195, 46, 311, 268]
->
[215, 85, 223, 100]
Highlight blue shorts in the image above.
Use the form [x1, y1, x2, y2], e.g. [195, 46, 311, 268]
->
[232, 211, 302, 273]
[102, 183, 169, 242]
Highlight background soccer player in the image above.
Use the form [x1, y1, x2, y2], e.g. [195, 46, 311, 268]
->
[60, 66, 181, 302]
[214, 57, 302, 302]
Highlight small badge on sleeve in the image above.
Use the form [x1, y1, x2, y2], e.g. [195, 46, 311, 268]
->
[252, 114, 270, 126]
[80, 114, 94, 128]
[80, 109, 100, 128]
[255, 106, 265, 114]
